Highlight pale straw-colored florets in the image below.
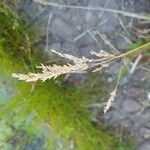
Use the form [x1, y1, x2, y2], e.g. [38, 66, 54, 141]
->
[12, 49, 115, 82]
[103, 89, 117, 114]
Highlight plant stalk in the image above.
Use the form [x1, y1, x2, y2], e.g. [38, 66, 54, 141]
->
[117, 42, 150, 59]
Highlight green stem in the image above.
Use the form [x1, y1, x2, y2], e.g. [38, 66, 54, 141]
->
[91, 42, 150, 69]
[117, 42, 150, 59]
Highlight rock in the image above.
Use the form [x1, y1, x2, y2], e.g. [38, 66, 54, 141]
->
[98, 14, 118, 33]
[130, 110, 150, 130]
[119, 77, 128, 85]
[62, 41, 80, 56]
[88, 0, 119, 33]
[147, 93, 150, 100]
[69, 9, 85, 27]
[138, 139, 150, 150]
[140, 127, 150, 139]
[63, 73, 86, 85]
[88, 0, 102, 6]
[142, 108, 150, 121]
[105, 62, 120, 75]
[85, 11, 92, 22]
[80, 44, 97, 58]
[50, 17, 73, 41]
[88, 0, 118, 9]
[119, 119, 132, 128]
[134, 0, 150, 13]
[108, 109, 128, 124]
[114, 35, 130, 50]
[63, 0, 79, 5]
[20, 0, 39, 18]
[83, 11, 99, 29]
[20, 0, 48, 23]
[144, 121, 150, 129]
[122, 99, 141, 113]
[108, 77, 113, 83]
[49, 43, 62, 51]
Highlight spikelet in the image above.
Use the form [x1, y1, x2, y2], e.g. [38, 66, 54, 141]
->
[12, 49, 115, 82]
[91, 50, 114, 58]
[12, 63, 88, 82]
[103, 89, 117, 114]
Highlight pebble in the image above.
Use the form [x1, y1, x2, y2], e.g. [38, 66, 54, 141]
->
[64, 0, 79, 5]
[64, 73, 86, 85]
[85, 11, 92, 22]
[50, 17, 73, 41]
[114, 35, 130, 50]
[80, 44, 97, 58]
[108, 77, 113, 83]
[140, 127, 150, 139]
[134, 0, 150, 13]
[142, 108, 150, 119]
[98, 13, 119, 33]
[144, 121, 150, 129]
[147, 93, 150, 100]
[49, 43, 62, 51]
[138, 139, 150, 150]
[122, 99, 141, 113]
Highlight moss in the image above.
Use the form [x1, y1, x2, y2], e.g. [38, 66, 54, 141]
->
[0, 2, 135, 150]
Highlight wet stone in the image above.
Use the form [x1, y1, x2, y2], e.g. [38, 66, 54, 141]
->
[147, 93, 150, 100]
[50, 17, 74, 41]
[134, 0, 150, 13]
[122, 99, 141, 113]
[138, 139, 150, 150]
[80, 44, 98, 58]
[64, 73, 86, 85]
[88, 0, 118, 9]
[144, 121, 150, 129]
[141, 108, 150, 121]
[69, 9, 85, 27]
[85, 11, 92, 22]
[107, 109, 128, 124]
[140, 127, 150, 139]
[98, 13, 119, 33]
[130, 113, 150, 130]
[60, 41, 80, 56]
[105, 62, 120, 75]
[118, 119, 132, 129]
[114, 35, 130, 50]
[83, 12, 98, 29]
[75, 33, 96, 47]
[49, 43, 62, 51]
[63, 0, 80, 5]
[20, 0, 47, 23]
